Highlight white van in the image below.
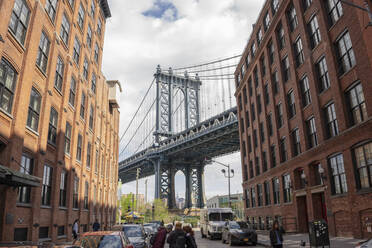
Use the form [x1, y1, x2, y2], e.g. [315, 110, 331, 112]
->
[200, 208, 234, 239]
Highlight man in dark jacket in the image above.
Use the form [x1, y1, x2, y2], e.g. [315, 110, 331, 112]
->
[269, 220, 285, 248]
[167, 222, 186, 248]
[152, 225, 167, 248]
[93, 219, 100, 231]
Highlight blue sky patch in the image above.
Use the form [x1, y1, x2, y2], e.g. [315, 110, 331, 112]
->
[142, 0, 178, 21]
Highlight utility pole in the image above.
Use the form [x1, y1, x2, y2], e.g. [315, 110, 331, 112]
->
[135, 168, 141, 211]
[145, 179, 148, 205]
[340, 0, 372, 25]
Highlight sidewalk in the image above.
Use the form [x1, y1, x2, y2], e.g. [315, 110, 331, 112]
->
[256, 231, 364, 248]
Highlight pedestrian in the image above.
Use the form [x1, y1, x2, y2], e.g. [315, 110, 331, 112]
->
[72, 219, 79, 240]
[151, 225, 167, 248]
[270, 220, 285, 248]
[166, 224, 173, 233]
[167, 222, 186, 248]
[93, 219, 100, 232]
[183, 226, 197, 248]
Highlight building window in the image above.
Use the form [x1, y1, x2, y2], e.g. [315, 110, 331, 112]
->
[346, 83, 367, 126]
[41, 165, 53, 206]
[59, 170, 67, 207]
[272, 177, 280, 204]
[89, 105, 94, 130]
[73, 37, 81, 64]
[97, 18, 102, 36]
[54, 56, 64, 92]
[76, 134, 82, 162]
[272, 70, 279, 95]
[283, 174, 292, 202]
[324, 103, 339, 138]
[83, 58, 89, 80]
[240, 118, 245, 133]
[268, 41, 275, 65]
[276, 103, 283, 128]
[91, 73, 97, 94]
[245, 189, 250, 208]
[249, 161, 254, 179]
[264, 11, 271, 31]
[18, 154, 33, 203]
[36, 32, 50, 73]
[248, 77, 253, 96]
[243, 163, 248, 181]
[247, 135, 252, 153]
[77, 4, 85, 30]
[257, 184, 263, 207]
[326, 0, 343, 26]
[14, 228, 28, 241]
[251, 103, 256, 122]
[281, 56, 290, 82]
[267, 113, 273, 136]
[279, 137, 287, 162]
[245, 53, 251, 67]
[303, 0, 312, 10]
[39, 227, 49, 239]
[251, 42, 256, 58]
[84, 181, 89, 209]
[260, 56, 266, 77]
[271, 0, 280, 15]
[300, 75, 311, 107]
[9, 0, 30, 45]
[294, 37, 304, 67]
[329, 154, 348, 194]
[264, 181, 271, 206]
[91, 0, 96, 16]
[259, 122, 265, 142]
[308, 15, 321, 49]
[336, 31, 356, 74]
[26, 88, 41, 132]
[80, 92, 86, 119]
[257, 94, 262, 113]
[87, 142, 91, 169]
[253, 129, 258, 148]
[45, 0, 58, 22]
[257, 28, 263, 46]
[57, 226, 65, 237]
[354, 142, 372, 189]
[64, 122, 71, 154]
[94, 43, 99, 63]
[68, 0, 74, 9]
[291, 128, 301, 156]
[47, 108, 58, 145]
[245, 110, 250, 128]
[86, 24, 92, 48]
[277, 24, 285, 50]
[316, 57, 330, 92]
[287, 90, 296, 118]
[73, 176, 79, 208]
[251, 188, 256, 207]
[287, 4, 298, 31]
[271, 144, 276, 168]
[60, 14, 70, 45]
[306, 117, 318, 148]
[255, 156, 260, 176]
[264, 84, 270, 104]
[262, 151, 268, 172]
[95, 150, 99, 173]
[69, 76, 76, 107]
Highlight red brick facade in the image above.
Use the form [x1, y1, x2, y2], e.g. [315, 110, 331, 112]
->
[235, 0, 372, 239]
[0, 0, 120, 243]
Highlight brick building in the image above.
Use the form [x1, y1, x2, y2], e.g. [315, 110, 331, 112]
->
[0, 0, 121, 243]
[235, 0, 372, 239]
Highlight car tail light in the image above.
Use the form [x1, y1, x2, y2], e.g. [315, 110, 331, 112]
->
[125, 245, 134, 248]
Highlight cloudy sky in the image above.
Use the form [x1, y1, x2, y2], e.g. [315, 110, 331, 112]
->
[102, 0, 264, 201]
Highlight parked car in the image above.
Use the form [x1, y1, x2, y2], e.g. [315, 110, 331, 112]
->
[356, 238, 372, 248]
[73, 231, 133, 248]
[122, 224, 149, 248]
[221, 221, 257, 246]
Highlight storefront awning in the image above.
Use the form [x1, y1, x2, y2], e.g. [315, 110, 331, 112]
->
[0, 164, 41, 187]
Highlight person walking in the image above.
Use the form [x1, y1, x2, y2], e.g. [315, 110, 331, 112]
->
[93, 219, 100, 232]
[151, 224, 167, 248]
[72, 219, 79, 240]
[270, 220, 285, 248]
[167, 222, 186, 248]
[183, 226, 197, 248]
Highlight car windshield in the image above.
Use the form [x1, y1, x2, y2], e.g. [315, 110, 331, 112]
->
[123, 226, 143, 237]
[75, 235, 122, 248]
[237, 222, 249, 229]
[144, 226, 153, 233]
[221, 213, 233, 221]
[209, 213, 220, 221]
[229, 222, 240, 229]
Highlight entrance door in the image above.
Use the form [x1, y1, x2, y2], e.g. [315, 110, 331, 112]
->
[296, 195, 309, 233]
[312, 192, 327, 222]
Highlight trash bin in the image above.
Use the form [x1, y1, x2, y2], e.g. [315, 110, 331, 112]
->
[308, 219, 330, 247]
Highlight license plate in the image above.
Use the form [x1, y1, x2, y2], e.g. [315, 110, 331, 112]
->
[243, 238, 249, 242]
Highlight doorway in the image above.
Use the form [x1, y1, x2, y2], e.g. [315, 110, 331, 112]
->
[312, 192, 327, 222]
[296, 195, 309, 233]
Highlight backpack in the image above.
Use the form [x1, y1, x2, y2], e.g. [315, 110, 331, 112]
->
[175, 232, 186, 248]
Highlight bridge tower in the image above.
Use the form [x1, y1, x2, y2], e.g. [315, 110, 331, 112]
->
[152, 65, 205, 209]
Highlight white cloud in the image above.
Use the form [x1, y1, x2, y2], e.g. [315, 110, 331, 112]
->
[104, 0, 264, 202]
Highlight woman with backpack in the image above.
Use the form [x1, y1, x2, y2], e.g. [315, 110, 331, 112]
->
[167, 222, 187, 248]
[183, 226, 197, 248]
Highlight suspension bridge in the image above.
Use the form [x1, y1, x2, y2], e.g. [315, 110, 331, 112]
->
[118, 55, 242, 209]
